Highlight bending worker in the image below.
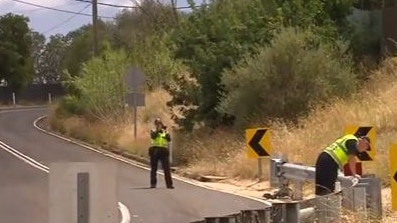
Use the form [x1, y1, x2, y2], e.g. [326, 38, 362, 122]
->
[315, 134, 371, 195]
[149, 118, 174, 189]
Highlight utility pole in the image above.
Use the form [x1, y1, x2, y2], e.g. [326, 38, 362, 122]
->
[92, 0, 98, 56]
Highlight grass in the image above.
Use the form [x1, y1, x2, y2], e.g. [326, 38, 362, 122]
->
[48, 58, 397, 222]
[48, 89, 174, 160]
[49, 58, 397, 182]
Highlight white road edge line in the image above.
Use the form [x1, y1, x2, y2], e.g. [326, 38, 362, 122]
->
[33, 115, 272, 206]
[31, 116, 134, 223]
[0, 140, 131, 223]
[0, 141, 49, 173]
[0, 108, 131, 223]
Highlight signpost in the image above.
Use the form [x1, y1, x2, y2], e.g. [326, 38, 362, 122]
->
[390, 144, 397, 211]
[123, 66, 146, 139]
[246, 128, 271, 180]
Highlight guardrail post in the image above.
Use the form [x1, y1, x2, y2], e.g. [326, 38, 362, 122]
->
[285, 203, 299, 223]
[342, 186, 367, 214]
[271, 202, 301, 223]
[271, 203, 286, 223]
[241, 208, 271, 223]
[270, 158, 283, 188]
[359, 177, 383, 220]
[315, 194, 341, 222]
[204, 215, 238, 223]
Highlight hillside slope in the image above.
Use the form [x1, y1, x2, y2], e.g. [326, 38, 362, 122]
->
[48, 57, 397, 222]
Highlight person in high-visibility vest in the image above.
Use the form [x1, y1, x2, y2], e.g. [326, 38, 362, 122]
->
[149, 118, 174, 189]
[315, 134, 371, 195]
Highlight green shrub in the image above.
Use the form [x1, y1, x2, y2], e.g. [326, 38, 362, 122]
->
[60, 46, 130, 121]
[57, 95, 85, 116]
[218, 27, 357, 127]
[129, 34, 188, 89]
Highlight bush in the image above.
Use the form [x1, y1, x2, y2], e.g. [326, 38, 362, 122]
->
[129, 34, 188, 89]
[60, 46, 130, 121]
[218, 27, 357, 127]
[57, 95, 85, 117]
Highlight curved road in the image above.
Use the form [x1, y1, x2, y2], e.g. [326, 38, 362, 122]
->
[0, 107, 268, 223]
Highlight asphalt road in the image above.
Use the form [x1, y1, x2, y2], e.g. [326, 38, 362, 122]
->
[0, 107, 268, 223]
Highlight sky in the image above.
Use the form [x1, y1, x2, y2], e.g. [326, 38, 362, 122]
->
[0, 0, 201, 38]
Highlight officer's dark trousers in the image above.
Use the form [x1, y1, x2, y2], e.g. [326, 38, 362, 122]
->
[149, 146, 173, 188]
[315, 152, 339, 196]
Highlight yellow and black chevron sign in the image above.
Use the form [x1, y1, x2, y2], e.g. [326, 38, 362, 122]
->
[345, 125, 376, 161]
[390, 144, 397, 211]
[245, 128, 271, 158]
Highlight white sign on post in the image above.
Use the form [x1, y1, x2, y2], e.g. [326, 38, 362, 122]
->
[48, 162, 118, 223]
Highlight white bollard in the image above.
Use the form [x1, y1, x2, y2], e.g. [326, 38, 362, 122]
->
[12, 92, 16, 106]
[48, 93, 52, 104]
[49, 162, 118, 223]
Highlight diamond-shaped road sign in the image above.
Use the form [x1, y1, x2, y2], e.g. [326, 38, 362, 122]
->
[124, 66, 146, 92]
[390, 144, 397, 211]
[123, 66, 146, 107]
[345, 126, 376, 161]
[123, 66, 146, 139]
[125, 93, 145, 107]
[246, 128, 271, 158]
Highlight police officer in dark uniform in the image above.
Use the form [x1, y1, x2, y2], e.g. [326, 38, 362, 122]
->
[149, 118, 174, 189]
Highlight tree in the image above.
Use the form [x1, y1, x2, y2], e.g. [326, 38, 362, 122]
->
[35, 34, 68, 83]
[168, 0, 281, 130]
[109, 1, 185, 89]
[30, 31, 45, 66]
[111, 0, 179, 50]
[62, 20, 111, 77]
[167, 0, 358, 130]
[0, 13, 33, 91]
[62, 25, 94, 76]
[218, 27, 357, 127]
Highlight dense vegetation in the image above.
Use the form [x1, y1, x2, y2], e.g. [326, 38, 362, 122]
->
[4, 2, 397, 221]
[1, 0, 383, 130]
[1, 0, 390, 169]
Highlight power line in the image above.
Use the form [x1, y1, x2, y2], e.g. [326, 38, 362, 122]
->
[10, 0, 81, 14]
[92, 0, 99, 55]
[11, 7, 44, 14]
[10, 0, 114, 19]
[74, 0, 191, 9]
[76, 0, 135, 8]
[42, 4, 91, 34]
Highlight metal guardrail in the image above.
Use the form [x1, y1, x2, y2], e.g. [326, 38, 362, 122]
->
[191, 157, 383, 223]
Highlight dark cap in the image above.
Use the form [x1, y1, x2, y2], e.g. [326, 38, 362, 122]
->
[154, 118, 162, 125]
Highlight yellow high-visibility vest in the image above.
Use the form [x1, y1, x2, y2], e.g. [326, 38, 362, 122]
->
[151, 131, 169, 148]
[324, 134, 358, 168]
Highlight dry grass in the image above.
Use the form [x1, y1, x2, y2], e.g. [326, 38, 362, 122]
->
[224, 58, 397, 182]
[47, 58, 397, 222]
[49, 58, 397, 183]
[49, 89, 174, 159]
[174, 58, 397, 181]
